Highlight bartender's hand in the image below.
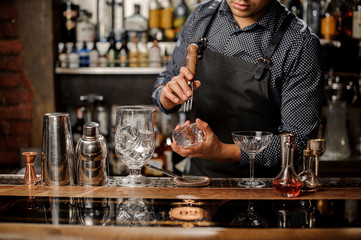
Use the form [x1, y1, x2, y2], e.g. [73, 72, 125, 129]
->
[171, 118, 241, 163]
[160, 67, 201, 111]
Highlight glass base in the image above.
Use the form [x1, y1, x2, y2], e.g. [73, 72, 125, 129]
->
[238, 179, 265, 188]
[117, 174, 151, 187]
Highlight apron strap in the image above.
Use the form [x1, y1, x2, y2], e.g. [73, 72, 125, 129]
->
[254, 13, 296, 80]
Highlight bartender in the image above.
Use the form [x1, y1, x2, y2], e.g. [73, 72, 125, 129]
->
[151, 0, 323, 178]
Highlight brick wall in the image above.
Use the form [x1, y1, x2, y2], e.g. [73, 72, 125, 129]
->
[0, 0, 34, 167]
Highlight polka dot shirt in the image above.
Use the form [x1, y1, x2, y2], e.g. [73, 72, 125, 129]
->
[152, 0, 323, 169]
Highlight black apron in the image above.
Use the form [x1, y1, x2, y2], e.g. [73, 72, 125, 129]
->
[187, 3, 295, 178]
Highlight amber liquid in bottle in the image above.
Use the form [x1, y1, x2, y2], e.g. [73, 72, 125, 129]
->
[273, 137, 302, 198]
[273, 179, 302, 198]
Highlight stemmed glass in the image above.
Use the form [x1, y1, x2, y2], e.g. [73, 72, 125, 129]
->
[232, 131, 273, 188]
[115, 106, 155, 187]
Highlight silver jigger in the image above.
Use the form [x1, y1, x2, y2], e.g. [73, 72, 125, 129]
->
[309, 139, 326, 177]
[42, 113, 76, 186]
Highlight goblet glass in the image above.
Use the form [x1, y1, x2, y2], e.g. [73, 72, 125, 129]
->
[115, 106, 155, 187]
[309, 139, 325, 177]
[232, 131, 273, 188]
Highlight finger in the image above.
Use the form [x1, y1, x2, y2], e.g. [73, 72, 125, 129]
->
[196, 118, 209, 136]
[179, 67, 194, 97]
[194, 80, 201, 90]
[180, 66, 194, 80]
[182, 120, 191, 126]
[168, 79, 188, 101]
[162, 84, 180, 103]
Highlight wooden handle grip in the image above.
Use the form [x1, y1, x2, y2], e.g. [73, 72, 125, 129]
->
[186, 43, 199, 76]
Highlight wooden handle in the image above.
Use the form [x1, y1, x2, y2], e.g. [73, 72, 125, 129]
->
[186, 43, 199, 76]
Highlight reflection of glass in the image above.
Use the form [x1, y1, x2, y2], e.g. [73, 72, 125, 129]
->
[231, 201, 267, 228]
[77, 198, 110, 226]
[292, 200, 320, 228]
[116, 198, 156, 226]
[232, 131, 273, 188]
[44, 197, 77, 224]
[272, 201, 300, 228]
[115, 106, 155, 187]
[172, 123, 205, 148]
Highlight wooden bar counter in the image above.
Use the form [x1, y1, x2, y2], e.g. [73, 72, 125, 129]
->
[0, 176, 361, 240]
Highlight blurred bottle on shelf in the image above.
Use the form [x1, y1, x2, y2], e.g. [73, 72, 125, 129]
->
[338, 0, 353, 39]
[138, 33, 150, 67]
[76, 9, 95, 43]
[68, 42, 79, 68]
[321, 0, 338, 41]
[125, 4, 148, 43]
[304, 0, 322, 36]
[149, 0, 162, 41]
[287, 0, 304, 19]
[149, 39, 162, 67]
[60, 0, 79, 43]
[72, 105, 86, 147]
[119, 32, 129, 67]
[95, 96, 109, 137]
[58, 42, 68, 68]
[353, 0, 361, 41]
[107, 32, 118, 67]
[161, 0, 174, 41]
[89, 40, 99, 67]
[173, 0, 190, 41]
[162, 47, 170, 67]
[79, 41, 90, 67]
[128, 35, 139, 67]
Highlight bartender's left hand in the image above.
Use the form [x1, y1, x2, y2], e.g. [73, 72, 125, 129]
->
[171, 118, 241, 163]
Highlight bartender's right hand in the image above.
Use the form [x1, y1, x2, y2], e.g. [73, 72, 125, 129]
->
[160, 67, 201, 111]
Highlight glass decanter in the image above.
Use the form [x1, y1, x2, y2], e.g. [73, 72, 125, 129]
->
[273, 135, 302, 198]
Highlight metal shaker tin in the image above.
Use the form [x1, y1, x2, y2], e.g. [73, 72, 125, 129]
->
[76, 122, 108, 186]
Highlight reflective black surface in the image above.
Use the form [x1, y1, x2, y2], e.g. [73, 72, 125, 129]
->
[0, 196, 360, 228]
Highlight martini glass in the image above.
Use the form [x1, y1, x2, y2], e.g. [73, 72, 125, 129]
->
[232, 131, 273, 188]
[115, 106, 155, 187]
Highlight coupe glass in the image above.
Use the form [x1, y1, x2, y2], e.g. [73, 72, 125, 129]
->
[232, 131, 273, 188]
[115, 106, 155, 187]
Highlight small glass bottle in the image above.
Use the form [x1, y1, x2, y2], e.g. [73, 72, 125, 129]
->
[58, 42, 68, 68]
[138, 32, 149, 67]
[125, 4, 148, 39]
[321, 0, 338, 41]
[107, 32, 118, 67]
[76, 122, 108, 186]
[352, 0, 361, 41]
[119, 32, 129, 67]
[89, 40, 99, 67]
[149, 0, 162, 41]
[128, 35, 139, 67]
[149, 39, 162, 67]
[68, 41, 79, 68]
[304, 0, 322, 36]
[173, 0, 189, 41]
[298, 143, 317, 192]
[79, 41, 90, 67]
[273, 136, 302, 198]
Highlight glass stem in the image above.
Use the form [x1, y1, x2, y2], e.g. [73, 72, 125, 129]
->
[129, 168, 141, 177]
[250, 155, 256, 182]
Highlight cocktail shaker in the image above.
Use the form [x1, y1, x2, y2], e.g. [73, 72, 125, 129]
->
[76, 122, 108, 186]
[42, 113, 76, 186]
